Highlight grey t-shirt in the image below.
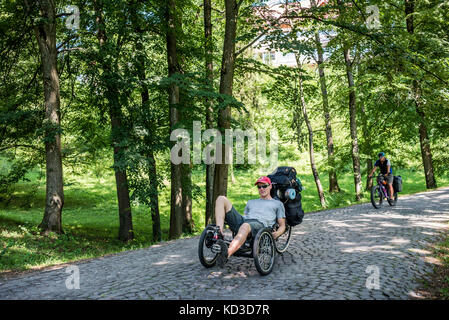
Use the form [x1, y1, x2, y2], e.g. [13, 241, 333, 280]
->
[243, 198, 286, 227]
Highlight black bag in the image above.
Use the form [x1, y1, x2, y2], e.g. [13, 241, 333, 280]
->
[268, 166, 303, 192]
[284, 192, 304, 226]
[393, 175, 403, 192]
[268, 166, 304, 226]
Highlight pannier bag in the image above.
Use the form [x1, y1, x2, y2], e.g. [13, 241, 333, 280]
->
[393, 175, 403, 192]
[268, 166, 305, 226]
[284, 191, 304, 226]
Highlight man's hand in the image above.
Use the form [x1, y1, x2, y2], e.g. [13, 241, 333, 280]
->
[273, 218, 286, 240]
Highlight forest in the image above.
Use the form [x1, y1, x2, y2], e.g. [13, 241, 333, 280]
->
[0, 0, 448, 272]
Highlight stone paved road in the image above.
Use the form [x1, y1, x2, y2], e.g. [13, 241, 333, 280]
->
[1, 187, 449, 300]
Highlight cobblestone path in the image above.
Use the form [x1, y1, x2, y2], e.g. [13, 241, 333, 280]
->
[1, 187, 449, 300]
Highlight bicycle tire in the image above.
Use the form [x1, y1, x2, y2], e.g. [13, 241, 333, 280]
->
[371, 185, 382, 209]
[198, 224, 218, 268]
[275, 224, 292, 253]
[253, 228, 275, 276]
[388, 192, 398, 206]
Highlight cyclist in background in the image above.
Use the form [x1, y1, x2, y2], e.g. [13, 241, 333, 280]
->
[369, 152, 394, 200]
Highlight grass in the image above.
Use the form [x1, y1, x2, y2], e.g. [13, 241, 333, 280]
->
[1, 161, 449, 276]
[415, 233, 449, 299]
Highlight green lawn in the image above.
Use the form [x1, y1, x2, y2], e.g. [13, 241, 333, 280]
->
[1, 162, 448, 274]
[416, 233, 449, 299]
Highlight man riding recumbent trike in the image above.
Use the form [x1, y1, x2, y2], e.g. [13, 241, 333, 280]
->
[198, 167, 304, 276]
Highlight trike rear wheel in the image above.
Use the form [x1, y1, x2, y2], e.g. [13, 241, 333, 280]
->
[275, 224, 291, 253]
[198, 224, 218, 268]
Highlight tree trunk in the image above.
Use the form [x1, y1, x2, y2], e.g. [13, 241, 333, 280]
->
[130, 3, 162, 242]
[94, 0, 133, 241]
[147, 149, 162, 242]
[140, 75, 162, 243]
[415, 98, 437, 188]
[360, 101, 373, 191]
[405, 0, 437, 189]
[314, 30, 340, 193]
[204, 0, 215, 226]
[296, 63, 325, 208]
[166, 0, 183, 239]
[114, 157, 133, 241]
[179, 83, 193, 233]
[140, 76, 162, 243]
[182, 162, 193, 233]
[365, 158, 373, 190]
[343, 48, 363, 201]
[29, 0, 64, 234]
[212, 0, 240, 205]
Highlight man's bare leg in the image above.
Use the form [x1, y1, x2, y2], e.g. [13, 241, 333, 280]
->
[214, 196, 251, 259]
[214, 195, 232, 234]
[389, 184, 394, 199]
[227, 223, 251, 258]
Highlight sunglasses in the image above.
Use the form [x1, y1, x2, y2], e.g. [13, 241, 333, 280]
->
[257, 184, 270, 189]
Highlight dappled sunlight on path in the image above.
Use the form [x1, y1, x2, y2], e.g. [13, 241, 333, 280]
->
[1, 187, 449, 300]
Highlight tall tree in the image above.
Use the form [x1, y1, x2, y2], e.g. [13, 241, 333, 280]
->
[129, 0, 162, 242]
[212, 0, 241, 204]
[203, 0, 215, 226]
[166, 0, 184, 239]
[24, 0, 64, 234]
[313, 30, 340, 193]
[262, 0, 340, 194]
[337, 0, 362, 201]
[405, 0, 437, 189]
[295, 60, 326, 208]
[94, 0, 134, 241]
[343, 46, 362, 201]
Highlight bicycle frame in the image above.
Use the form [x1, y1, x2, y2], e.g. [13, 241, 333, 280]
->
[371, 174, 397, 209]
[377, 175, 389, 199]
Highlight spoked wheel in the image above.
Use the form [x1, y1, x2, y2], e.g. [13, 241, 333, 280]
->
[371, 185, 383, 209]
[388, 192, 398, 206]
[253, 228, 275, 276]
[275, 224, 291, 253]
[198, 224, 218, 268]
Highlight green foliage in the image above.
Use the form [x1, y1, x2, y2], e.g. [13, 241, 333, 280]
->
[0, 159, 29, 195]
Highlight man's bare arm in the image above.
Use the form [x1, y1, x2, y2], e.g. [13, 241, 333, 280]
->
[272, 218, 286, 239]
[369, 166, 377, 177]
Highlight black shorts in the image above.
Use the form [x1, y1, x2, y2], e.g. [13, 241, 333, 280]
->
[225, 206, 265, 239]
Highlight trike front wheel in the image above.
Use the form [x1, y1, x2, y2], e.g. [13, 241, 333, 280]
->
[253, 228, 275, 276]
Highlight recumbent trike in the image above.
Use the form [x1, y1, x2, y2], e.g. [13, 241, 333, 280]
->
[198, 166, 303, 276]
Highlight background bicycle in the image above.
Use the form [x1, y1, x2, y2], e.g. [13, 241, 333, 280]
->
[370, 174, 402, 209]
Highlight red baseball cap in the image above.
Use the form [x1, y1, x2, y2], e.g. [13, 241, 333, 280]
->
[254, 176, 271, 185]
